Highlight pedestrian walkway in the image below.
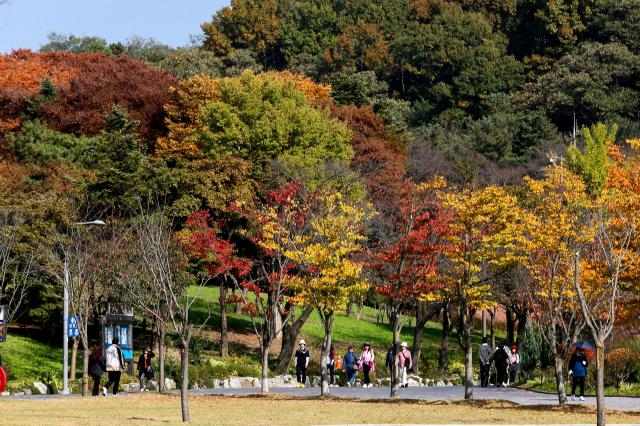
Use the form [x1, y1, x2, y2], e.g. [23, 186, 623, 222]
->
[194, 386, 640, 412]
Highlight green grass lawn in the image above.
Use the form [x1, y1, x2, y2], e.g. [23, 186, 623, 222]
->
[1, 334, 63, 390]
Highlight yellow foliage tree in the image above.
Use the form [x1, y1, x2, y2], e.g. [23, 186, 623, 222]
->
[520, 165, 593, 404]
[442, 185, 528, 399]
[273, 191, 370, 396]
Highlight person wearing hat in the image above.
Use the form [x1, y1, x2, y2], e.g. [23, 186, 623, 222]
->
[359, 342, 375, 388]
[137, 346, 155, 392]
[295, 339, 310, 387]
[397, 342, 413, 388]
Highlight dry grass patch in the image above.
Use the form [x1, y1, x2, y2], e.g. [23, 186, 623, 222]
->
[1, 394, 639, 425]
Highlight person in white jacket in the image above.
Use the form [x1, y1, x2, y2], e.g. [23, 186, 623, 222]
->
[103, 337, 125, 396]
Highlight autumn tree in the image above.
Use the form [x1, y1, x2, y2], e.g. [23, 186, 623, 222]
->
[157, 72, 353, 192]
[367, 178, 449, 398]
[183, 210, 251, 358]
[520, 165, 592, 403]
[571, 131, 640, 426]
[273, 190, 369, 395]
[442, 185, 527, 399]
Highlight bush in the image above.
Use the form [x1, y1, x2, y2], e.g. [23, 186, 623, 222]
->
[448, 361, 465, 377]
[606, 348, 639, 389]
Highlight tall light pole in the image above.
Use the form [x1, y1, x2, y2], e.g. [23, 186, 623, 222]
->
[61, 219, 105, 395]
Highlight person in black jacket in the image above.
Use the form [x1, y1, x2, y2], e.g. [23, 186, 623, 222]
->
[88, 344, 106, 396]
[493, 341, 509, 387]
[137, 347, 155, 392]
[295, 340, 310, 387]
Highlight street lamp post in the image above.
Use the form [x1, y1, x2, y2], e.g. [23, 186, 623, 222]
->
[61, 219, 105, 395]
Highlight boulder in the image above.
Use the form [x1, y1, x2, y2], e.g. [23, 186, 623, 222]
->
[423, 378, 434, 387]
[192, 382, 200, 390]
[378, 377, 391, 386]
[311, 376, 321, 387]
[251, 378, 261, 388]
[284, 374, 293, 384]
[1, 391, 9, 396]
[407, 377, 421, 387]
[32, 381, 48, 395]
[13, 392, 25, 396]
[22, 388, 33, 396]
[164, 378, 176, 391]
[446, 381, 454, 386]
[148, 380, 159, 391]
[435, 380, 446, 387]
[228, 377, 242, 389]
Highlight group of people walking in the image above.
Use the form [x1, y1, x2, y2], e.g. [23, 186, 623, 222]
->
[87, 337, 155, 396]
[478, 337, 520, 388]
[294, 340, 414, 388]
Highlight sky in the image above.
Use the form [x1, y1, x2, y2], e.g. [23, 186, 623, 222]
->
[0, 0, 230, 53]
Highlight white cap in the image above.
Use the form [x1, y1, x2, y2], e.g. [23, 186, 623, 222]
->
[299, 339, 306, 345]
[401, 342, 408, 348]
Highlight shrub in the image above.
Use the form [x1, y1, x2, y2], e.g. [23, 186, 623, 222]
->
[606, 348, 639, 389]
[448, 361, 465, 377]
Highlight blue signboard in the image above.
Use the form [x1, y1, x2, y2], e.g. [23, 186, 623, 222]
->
[67, 315, 80, 338]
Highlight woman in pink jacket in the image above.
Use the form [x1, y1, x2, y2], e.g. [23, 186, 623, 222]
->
[397, 342, 413, 388]
[359, 342, 375, 388]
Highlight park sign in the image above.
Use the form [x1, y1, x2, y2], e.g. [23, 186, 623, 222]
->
[67, 315, 80, 338]
[0, 305, 6, 342]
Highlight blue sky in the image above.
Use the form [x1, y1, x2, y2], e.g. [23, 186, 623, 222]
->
[0, 0, 230, 53]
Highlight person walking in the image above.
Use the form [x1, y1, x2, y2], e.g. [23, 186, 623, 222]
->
[103, 337, 125, 396]
[359, 342, 375, 388]
[478, 337, 493, 387]
[137, 347, 155, 392]
[493, 341, 509, 387]
[295, 339, 310, 387]
[344, 346, 358, 387]
[569, 348, 588, 401]
[385, 345, 394, 371]
[397, 342, 412, 388]
[88, 344, 105, 396]
[509, 344, 520, 385]
[326, 345, 336, 387]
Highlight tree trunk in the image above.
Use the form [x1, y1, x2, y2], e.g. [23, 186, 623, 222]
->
[595, 341, 605, 426]
[159, 324, 166, 392]
[220, 282, 228, 357]
[261, 345, 270, 393]
[70, 336, 79, 381]
[345, 301, 352, 317]
[179, 344, 190, 422]
[412, 302, 440, 375]
[390, 310, 401, 399]
[439, 304, 451, 373]
[320, 312, 334, 396]
[490, 308, 496, 349]
[82, 346, 89, 396]
[554, 354, 567, 404]
[516, 310, 527, 349]
[275, 306, 314, 374]
[506, 307, 515, 346]
[460, 302, 473, 400]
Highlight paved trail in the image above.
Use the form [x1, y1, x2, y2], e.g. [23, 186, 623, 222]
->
[7, 385, 640, 412]
[192, 386, 640, 412]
